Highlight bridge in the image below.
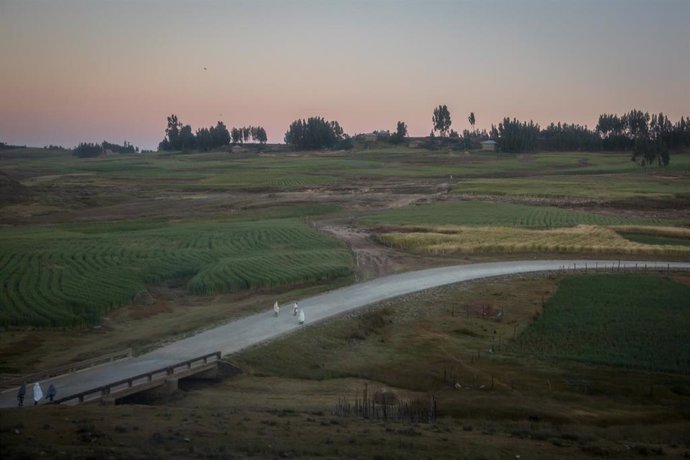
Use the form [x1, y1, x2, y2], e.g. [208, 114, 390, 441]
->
[51, 351, 224, 405]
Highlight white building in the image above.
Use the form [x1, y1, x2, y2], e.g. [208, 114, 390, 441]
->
[480, 140, 498, 151]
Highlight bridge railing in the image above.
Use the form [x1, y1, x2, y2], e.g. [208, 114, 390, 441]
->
[1, 348, 133, 389]
[51, 351, 222, 405]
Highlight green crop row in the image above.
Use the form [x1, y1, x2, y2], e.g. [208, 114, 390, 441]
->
[362, 201, 678, 229]
[512, 274, 690, 374]
[0, 219, 352, 327]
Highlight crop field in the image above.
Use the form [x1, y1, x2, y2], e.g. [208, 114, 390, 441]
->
[1, 146, 688, 334]
[452, 174, 690, 201]
[362, 200, 678, 228]
[376, 225, 690, 256]
[514, 274, 690, 373]
[0, 219, 352, 327]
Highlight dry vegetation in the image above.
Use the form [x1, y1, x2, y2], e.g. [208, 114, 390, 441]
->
[376, 225, 690, 256]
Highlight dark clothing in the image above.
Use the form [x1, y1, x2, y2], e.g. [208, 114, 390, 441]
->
[17, 384, 26, 407]
[47, 384, 56, 402]
[46, 383, 57, 401]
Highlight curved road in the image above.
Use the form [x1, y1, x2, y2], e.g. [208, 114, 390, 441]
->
[2, 259, 688, 408]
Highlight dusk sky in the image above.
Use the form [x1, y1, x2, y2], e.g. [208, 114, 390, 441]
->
[1, 0, 689, 149]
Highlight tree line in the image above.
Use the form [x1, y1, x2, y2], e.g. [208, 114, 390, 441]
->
[283, 117, 349, 150]
[158, 115, 267, 151]
[483, 110, 689, 165]
[428, 104, 689, 163]
[151, 108, 689, 166]
[73, 140, 138, 158]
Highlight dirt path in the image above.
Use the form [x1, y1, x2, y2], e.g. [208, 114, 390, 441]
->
[320, 224, 396, 280]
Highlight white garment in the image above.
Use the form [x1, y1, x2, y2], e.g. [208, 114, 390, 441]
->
[33, 382, 43, 402]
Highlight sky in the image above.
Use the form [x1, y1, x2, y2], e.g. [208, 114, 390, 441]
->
[1, 0, 689, 149]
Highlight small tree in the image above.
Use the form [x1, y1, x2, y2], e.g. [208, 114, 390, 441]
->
[468, 112, 476, 132]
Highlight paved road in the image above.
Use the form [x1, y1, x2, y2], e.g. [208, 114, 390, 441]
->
[2, 259, 688, 408]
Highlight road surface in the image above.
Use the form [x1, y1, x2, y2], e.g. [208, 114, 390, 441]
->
[1, 259, 688, 408]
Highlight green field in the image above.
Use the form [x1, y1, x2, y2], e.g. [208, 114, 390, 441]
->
[2, 146, 689, 329]
[362, 201, 676, 228]
[4, 148, 689, 197]
[452, 174, 690, 201]
[514, 274, 690, 373]
[0, 219, 352, 327]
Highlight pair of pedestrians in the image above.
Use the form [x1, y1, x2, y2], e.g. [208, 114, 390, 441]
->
[273, 301, 305, 324]
[17, 382, 56, 406]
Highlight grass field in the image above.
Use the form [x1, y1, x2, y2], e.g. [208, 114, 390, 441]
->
[3, 148, 689, 196]
[0, 219, 352, 327]
[362, 201, 679, 228]
[513, 274, 690, 373]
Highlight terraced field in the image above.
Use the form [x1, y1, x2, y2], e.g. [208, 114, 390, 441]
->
[362, 201, 677, 228]
[0, 219, 352, 327]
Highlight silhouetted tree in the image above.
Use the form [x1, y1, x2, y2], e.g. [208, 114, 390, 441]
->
[284, 117, 345, 150]
[178, 125, 195, 150]
[159, 114, 182, 150]
[494, 117, 540, 152]
[468, 112, 476, 132]
[73, 142, 104, 158]
[211, 121, 231, 147]
[390, 121, 408, 144]
[432, 105, 452, 137]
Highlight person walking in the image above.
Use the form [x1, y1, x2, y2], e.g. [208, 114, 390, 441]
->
[33, 382, 43, 406]
[46, 383, 57, 402]
[293, 302, 299, 316]
[298, 308, 305, 325]
[273, 301, 280, 317]
[17, 383, 26, 407]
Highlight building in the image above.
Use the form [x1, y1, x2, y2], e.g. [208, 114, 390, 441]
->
[480, 140, 498, 151]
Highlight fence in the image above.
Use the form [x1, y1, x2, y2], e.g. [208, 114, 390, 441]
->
[333, 383, 437, 424]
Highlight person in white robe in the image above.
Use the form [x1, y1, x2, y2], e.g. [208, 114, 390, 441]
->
[33, 382, 43, 405]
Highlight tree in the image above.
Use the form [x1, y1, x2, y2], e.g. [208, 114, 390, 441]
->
[468, 112, 476, 132]
[178, 124, 195, 150]
[254, 126, 268, 144]
[390, 121, 408, 144]
[495, 117, 540, 153]
[231, 127, 242, 144]
[195, 127, 212, 151]
[73, 142, 104, 158]
[432, 105, 452, 137]
[284, 117, 345, 150]
[159, 114, 182, 150]
[211, 121, 230, 147]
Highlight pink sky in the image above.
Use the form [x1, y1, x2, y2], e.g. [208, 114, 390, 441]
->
[1, 0, 689, 149]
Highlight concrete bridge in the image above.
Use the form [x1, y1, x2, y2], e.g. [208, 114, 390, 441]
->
[51, 351, 225, 405]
